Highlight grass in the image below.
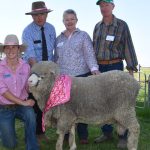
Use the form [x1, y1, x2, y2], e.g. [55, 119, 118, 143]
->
[0, 67, 150, 150]
[0, 111, 150, 150]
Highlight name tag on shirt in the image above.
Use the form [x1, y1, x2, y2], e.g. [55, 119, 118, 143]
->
[3, 74, 11, 78]
[57, 42, 64, 47]
[106, 35, 115, 41]
[34, 40, 41, 44]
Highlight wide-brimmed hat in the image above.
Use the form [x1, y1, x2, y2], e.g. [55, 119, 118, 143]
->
[25, 1, 53, 15]
[0, 34, 27, 52]
[96, 0, 114, 5]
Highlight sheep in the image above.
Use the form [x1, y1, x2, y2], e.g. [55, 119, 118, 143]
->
[28, 61, 140, 150]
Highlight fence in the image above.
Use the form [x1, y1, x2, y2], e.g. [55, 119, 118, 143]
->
[135, 65, 150, 108]
[148, 74, 150, 107]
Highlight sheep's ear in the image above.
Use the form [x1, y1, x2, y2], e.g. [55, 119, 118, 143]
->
[46, 61, 60, 77]
[49, 63, 60, 76]
[38, 75, 45, 80]
[49, 68, 56, 76]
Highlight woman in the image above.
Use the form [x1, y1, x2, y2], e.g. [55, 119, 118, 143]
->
[0, 34, 39, 150]
[55, 9, 99, 144]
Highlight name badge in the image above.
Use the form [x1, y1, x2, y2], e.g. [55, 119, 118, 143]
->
[106, 35, 115, 41]
[57, 42, 64, 47]
[34, 40, 41, 44]
[3, 74, 11, 78]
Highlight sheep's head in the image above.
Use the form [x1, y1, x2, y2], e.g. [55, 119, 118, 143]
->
[28, 61, 60, 110]
[28, 73, 44, 87]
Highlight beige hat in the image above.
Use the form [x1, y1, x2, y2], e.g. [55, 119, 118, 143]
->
[25, 1, 53, 15]
[0, 34, 27, 52]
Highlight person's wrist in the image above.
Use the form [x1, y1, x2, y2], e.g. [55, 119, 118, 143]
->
[129, 70, 133, 76]
[19, 99, 26, 106]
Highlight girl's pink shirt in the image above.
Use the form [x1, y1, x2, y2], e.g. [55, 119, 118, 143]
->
[0, 58, 30, 105]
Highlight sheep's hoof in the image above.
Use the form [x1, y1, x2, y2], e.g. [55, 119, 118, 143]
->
[69, 144, 77, 150]
[70, 147, 76, 150]
[117, 139, 127, 149]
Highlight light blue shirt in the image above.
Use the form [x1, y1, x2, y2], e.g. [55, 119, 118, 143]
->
[22, 22, 56, 62]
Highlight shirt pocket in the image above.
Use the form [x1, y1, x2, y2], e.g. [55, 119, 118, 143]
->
[3, 73, 13, 84]
[113, 35, 122, 47]
[34, 39, 42, 50]
[18, 72, 28, 89]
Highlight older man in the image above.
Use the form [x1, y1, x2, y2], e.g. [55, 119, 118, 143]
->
[22, 1, 56, 142]
[93, 0, 138, 149]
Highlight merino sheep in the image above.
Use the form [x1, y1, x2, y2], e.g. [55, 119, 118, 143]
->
[28, 61, 140, 150]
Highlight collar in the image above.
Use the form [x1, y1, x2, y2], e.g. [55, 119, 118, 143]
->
[0, 58, 25, 68]
[61, 28, 81, 35]
[33, 22, 47, 31]
[100, 15, 117, 27]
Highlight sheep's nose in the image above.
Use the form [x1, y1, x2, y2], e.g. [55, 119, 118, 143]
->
[28, 80, 32, 83]
[28, 80, 33, 86]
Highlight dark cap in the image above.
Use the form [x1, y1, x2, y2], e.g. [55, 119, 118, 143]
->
[25, 1, 53, 15]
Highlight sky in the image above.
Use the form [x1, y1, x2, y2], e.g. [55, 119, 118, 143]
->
[0, 0, 150, 67]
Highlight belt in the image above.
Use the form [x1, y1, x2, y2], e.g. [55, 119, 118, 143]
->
[0, 104, 18, 110]
[98, 58, 122, 65]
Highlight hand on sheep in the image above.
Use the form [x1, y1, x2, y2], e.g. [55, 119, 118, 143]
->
[91, 70, 101, 75]
[28, 58, 37, 67]
[23, 99, 35, 107]
[129, 70, 134, 76]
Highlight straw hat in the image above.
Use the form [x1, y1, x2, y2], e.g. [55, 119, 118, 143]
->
[25, 1, 53, 15]
[0, 34, 27, 52]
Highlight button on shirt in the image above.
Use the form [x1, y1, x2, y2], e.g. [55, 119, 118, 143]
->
[0, 58, 30, 105]
[93, 15, 138, 71]
[22, 22, 56, 62]
[55, 28, 98, 76]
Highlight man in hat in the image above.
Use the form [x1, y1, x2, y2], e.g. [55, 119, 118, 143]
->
[0, 34, 39, 150]
[93, 0, 138, 148]
[22, 1, 56, 142]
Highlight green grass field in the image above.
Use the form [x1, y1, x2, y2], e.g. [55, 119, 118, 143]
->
[0, 68, 150, 150]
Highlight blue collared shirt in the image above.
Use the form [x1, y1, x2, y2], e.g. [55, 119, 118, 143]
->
[22, 22, 56, 62]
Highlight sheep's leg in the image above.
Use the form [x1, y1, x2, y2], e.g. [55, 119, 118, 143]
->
[69, 125, 76, 150]
[127, 118, 140, 150]
[125, 109, 140, 150]
[116, 108, 140, 150]
[56, 130, 64, 150]
[116, 124, 126, 136]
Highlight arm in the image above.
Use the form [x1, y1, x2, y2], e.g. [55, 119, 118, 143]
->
[93, 25, 97, 52]
[47, 24, 56, 61]
[123, 23, 138, 72]
[51, 29, 56, 61]
[93, 22, 101, 55]
[0, 63, 34, 106]
[2, 91, 35, 106]
[28, 58, 37, 67]
[82, 32, 100, 75]
[54, 36, 60, 63]
[22, 28, 37, 66]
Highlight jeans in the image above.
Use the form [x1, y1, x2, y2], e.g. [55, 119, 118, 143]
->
[0, 105, 39, 150]
[99, 61, 127, 139]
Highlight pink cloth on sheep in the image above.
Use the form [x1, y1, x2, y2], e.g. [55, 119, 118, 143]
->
[42, 75, 72, 132]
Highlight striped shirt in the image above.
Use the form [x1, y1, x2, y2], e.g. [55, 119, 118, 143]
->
[22, 22, 56, 62]
[55, 28, 98, 76]
[93, 15, 138, 71]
